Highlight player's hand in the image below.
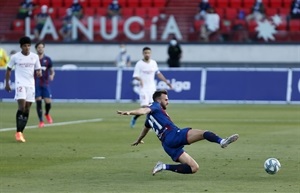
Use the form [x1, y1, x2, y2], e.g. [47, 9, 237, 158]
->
[131, 140, 144, 146]
[5, 84, 11, 92]
[49, 74, 54, 81]
[117, 111, 130, 115]
[36, 70, 42, 77]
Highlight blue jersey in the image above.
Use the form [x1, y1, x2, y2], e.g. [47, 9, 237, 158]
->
[145, 102, 179, 139]
[35, 55, 53, 86]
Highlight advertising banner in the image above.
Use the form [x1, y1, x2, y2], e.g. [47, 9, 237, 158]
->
[291, 70, 300, 102]
[120, 69, 202, 101]
[205, 70, 288, 101]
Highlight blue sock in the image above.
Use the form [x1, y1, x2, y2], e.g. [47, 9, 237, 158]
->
[166, 164, 193, 174]
[203, 131, 222, 144]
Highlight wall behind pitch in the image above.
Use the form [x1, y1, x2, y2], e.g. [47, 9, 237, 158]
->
[1, 44, 300, 64]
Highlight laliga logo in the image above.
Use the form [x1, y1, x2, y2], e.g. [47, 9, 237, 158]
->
[0, 80, 15, 90]
[156, 79, 191, 92]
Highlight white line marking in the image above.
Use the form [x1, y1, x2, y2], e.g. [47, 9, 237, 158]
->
[92, 157, 106, 160]
[0, 118, 103, 132]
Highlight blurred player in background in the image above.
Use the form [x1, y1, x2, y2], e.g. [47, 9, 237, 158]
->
[5, 36, 42, 142]
[130, 47, 172, 128]
[115, 44, 131, 68]
[0, 48, 9, 68]
[117, 90, 239, 175]
[35, 41, 55, 128]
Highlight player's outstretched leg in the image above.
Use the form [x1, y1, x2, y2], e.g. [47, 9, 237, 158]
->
[220, 134, 239, 148]
[152, 162, 193, 175]
[130, 115, 140, 128]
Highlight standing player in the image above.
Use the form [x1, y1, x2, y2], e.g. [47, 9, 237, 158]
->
[130, 47, 172, 128]
[35, 41, 55, 128]
[117, 90, 239, 175]
[5, 36, 42, 142]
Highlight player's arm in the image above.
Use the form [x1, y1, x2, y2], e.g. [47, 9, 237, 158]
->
[157, 72, 172, 89]
[49, 67, 55, 81]
[5, 67, 12, 92]
[117, 107, 151, 116]
[131, 126, 151, 146]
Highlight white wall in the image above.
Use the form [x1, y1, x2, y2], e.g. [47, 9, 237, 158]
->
[1, 43, 300, 63]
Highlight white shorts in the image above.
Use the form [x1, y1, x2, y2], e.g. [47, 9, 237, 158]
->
[14, 86, 35, 102]
[139, 89, 155, 106]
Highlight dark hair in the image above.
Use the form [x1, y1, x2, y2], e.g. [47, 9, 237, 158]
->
[152, 90, 168, 101]
[143, 47, 151, 52]
[19, 36, 31, 46]
[35, 41, 45, 49]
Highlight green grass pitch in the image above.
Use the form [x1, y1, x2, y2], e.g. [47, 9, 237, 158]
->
[0, 102, 299, 193]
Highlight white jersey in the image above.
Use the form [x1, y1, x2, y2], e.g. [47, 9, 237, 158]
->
[8, 52, 41, 87]
[133, 59, 159, 91]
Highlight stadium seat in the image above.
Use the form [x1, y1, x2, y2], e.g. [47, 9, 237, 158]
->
[247, 20, 257, 32]
[276, 20, 287, 30]
[135, 8, 147, 18]
[96, 8, 107, 16]
[102, 0, 112, 7]
[12, 19, 25, 31]
[215, 8, 225, 18]
[194, 20, 204, 32]
[243, 0, 255, 8]
[153, 0, 166, 8]
[89, 0, 101, 7]
[38, 0, 51, 6]
[147, 8, 160, 18]
[118, 0, 127, 7]
[57, 7, 67, 18]
[48, 7, 57, 18]
[140, 0, 152, 7]
[230, 0, 242, 8]
[121, 8, 134, 18]
[289, 20, 300, 31]
[278, 8, 290, 16]
[216, 0, 229, 7]
[84, 7, 95, 16]
[269, 0, 282, 8]
[282, 0, 293, 8]
[225, 8, 238, 20]
[52, 0, 63, 7]
[265, 8, 278, 17]
[127, 0, 139, 7]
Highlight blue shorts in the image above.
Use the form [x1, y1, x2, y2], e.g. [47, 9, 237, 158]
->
[35, 85, 51, 98]
[161, 128, 191, 162]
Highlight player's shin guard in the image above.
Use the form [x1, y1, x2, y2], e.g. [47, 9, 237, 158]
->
[203, 131, 222, 144]
[45, 103, 51, 115]
[36, 100, 43, 121]
[166, 164, 193, 174]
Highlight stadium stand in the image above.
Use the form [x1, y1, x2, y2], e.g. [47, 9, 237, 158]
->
[0, 0, 299, 42]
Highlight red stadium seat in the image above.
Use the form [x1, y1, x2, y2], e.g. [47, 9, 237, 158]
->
[140, 0, 152, 7]
[282, 0, 293, 8]
[51, 0, 63, 7]
[89, 0, 101, 7]
[127, 0, 139, 7]
[225, 8, 238, 20]
[48, 7, 58, 18]
[102, 0, 112, 7]
[265, 8, 278, 17]
[247, 20, 257, 32]
[38, 0, 51, 6]
[121, 8, 134, 18]
[147, 8, 160, 18]
[278, 8, 290, 16]
[216, 0, 229, 7]
[193, 20, 204, 32]
[243, 0, 255, 8]
[84, 7, 95, 16]
[57, 7, 67, 18]
[230, 0, 242, 8]
[135, 8, 147, 18]
[215, 8, 225, 18]
[12, 19, 25, 31]
[95, 8, 107, 16]
[289, 20, 300, 31]
[118, 0, 127, 7]
[269, 0, 282, 8]
[64, 0, 74, 7]
[153, 0, 166, 8]
[276, 20, 288, 31]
